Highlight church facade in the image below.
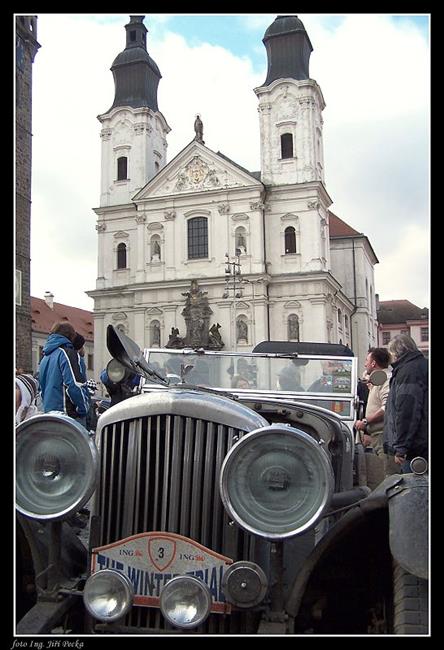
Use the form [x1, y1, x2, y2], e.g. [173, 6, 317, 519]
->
[87, 15, 378, 374]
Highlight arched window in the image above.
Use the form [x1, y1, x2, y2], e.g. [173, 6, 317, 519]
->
[187, 217, 208, 259]
[150, 235, 161, 261]
[235, 227, 247, 255]
[344, 314, 349, 331]
[117, 156, 128, 181]
[337, 308, 342, 324]
[117, 242, 127, 269]
[150, 320, 161, 347]
[236, 317, 248, 344]
[285, 226, 296, 254]
[288, 314, 300, 341]
[154, 161, 160, 174]
[281, 133, 293, 159]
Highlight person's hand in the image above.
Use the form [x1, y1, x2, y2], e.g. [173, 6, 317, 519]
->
[394, 453, 407, 465]
[355, 419, 366, 431]
[361, 433, 372, 448]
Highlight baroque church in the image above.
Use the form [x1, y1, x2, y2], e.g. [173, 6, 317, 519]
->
[87, 15, 379, 374]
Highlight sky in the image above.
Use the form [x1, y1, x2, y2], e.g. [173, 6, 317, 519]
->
[26, 13, 430, 312]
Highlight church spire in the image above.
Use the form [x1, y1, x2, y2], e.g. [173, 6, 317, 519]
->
[262, 15, 313, 85]
[109, 15, 161, 112]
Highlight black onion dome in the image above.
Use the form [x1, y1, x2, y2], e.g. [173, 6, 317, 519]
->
[108, 15, 161, 112]
[262, 15, 313, 85]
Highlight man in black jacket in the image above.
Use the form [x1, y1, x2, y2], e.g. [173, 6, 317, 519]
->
[383, 334, 428, 473]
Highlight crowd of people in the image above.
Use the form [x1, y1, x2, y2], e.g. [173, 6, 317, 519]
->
[15, 323, 429, 478]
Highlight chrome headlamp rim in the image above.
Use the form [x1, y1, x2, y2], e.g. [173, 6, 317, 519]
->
[106, 358, 128, 383]
[160, 575, 212, 629]
[83, 569, 134, 622]
[220, 424, 334, 540]
[16, 412, 98, 521]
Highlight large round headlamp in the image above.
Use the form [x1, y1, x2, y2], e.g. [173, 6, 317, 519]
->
[16, 413, 98, 520]
[106, 359, 128, 383]
[160, 576, 212, 629]
[220, 424, 334, 539]
[83, 569, 134, 622]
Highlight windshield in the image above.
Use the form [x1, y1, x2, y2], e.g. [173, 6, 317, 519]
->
[144, 350, 355, 395]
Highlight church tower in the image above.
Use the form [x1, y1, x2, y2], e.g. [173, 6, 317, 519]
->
[255, 15, 325, 186]
[97, 16, 170, 207]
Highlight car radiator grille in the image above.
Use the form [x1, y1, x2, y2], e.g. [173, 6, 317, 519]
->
[95, 414, 260, 634]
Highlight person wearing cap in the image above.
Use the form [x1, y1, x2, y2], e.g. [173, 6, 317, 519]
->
[15, 373, 40, 426]
[38, 321, 90, 426]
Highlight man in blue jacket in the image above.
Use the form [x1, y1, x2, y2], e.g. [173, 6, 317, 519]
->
[38, 322, 90, 426]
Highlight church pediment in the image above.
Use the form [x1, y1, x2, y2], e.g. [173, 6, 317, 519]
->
[132, 141, 262, 201]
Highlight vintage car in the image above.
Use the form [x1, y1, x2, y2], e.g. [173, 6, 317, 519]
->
[15, 326, 428, 635]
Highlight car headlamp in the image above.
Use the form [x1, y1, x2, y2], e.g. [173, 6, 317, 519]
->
[160, 576, 212, 629]
[222, 561, 268, 608]
[106, 358, 128, 383]
[16, 413, 98, 520]
[220, 424, 334, 539]
[83, 569, 134, 622]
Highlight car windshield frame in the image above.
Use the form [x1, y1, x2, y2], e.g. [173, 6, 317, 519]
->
[142, 349, 358, 421]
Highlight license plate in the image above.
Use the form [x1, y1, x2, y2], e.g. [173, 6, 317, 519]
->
[91, 531, 233, 614]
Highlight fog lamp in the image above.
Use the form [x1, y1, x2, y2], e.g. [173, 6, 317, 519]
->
[83, 569, 134, 622]
[160, 576, 212, 629]
[16, 413, 98, 520]
[222, 561, 268, 608]
[220, 424, 334, 539]
[106, 359, 127, 383]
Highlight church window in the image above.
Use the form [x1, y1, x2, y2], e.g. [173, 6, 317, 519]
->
[284, 226, 296, 254]
[154, 161, 160, 173]
[117, 242, 127, 269]
[281, 133, 293, 159]
[188, 217, 208, 259]
[130, 30, 136, 42]
[117, 156, 128, 181]
[337, 308, 342, 324]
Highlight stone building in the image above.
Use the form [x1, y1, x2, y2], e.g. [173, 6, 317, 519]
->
[88, 15, 378, 374]
[15, 16, 40, 372]
[31, 293, 95, 379]
[377, 300, 429, 358]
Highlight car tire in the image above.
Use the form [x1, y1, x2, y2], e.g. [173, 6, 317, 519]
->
[393, 560, 428, 634]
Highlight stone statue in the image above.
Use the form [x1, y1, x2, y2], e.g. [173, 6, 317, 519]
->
[194, 114, 204, 144]
[152, 322, 160, 346]
[288, 314, 300, 341]
[165, 326, 185, 349]
[237, 319, 248, 343]
[208, 322, 224, 350]
[181, 279, 213, 348]
[151, 239, 161, 261]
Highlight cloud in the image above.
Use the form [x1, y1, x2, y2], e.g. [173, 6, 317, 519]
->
[374, 225, 430, 308]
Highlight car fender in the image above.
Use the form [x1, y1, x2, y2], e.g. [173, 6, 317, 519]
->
[386, 473, 428, 580]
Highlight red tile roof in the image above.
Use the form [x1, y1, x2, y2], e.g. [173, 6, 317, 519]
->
[377, 300, 429, 325]
[328, 211, 361, 237]
[31, 297, 94, 341]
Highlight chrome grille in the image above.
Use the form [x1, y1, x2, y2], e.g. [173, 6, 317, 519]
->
[98, 414, 249, 555]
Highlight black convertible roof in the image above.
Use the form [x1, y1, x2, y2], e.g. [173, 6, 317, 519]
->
[252, 341, 354, 357]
